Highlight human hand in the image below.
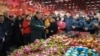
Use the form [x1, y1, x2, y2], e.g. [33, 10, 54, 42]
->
[94, 23, 99, 27]
[11, 23, 14, 26]
[58, 27, 60, 30]
[51, 30, 53, 33]
[44, 26, 46, 29]
[85, 27, 88, 30]
[5, 32, 7, 36]
[19, 24, 21, 28]
[2, 37, 5, 42]
[72, 26, 75, 29]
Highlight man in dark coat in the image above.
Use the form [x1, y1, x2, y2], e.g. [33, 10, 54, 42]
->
[47, 18, 58, 37]
[30, 12, 45, 42]
[2, 12, 12, 56]
[82, 16, 96, 34]
[0, 15, 5, 55]
[65, 13, 73, 32]
[72, 16, 84, 32]
[13, 16, 23, 47]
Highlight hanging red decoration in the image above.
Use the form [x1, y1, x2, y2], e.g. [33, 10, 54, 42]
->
[55, 0, 59, 3]
[65, 0, 69, 2]
[60, 0, 64, 2]
[8, 0, 19, 6]
[20, 0, 26, 2]
[16, 8, 23, 16]
[9, 10, 16, 16]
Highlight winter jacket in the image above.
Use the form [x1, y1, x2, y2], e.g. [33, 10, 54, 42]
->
[65, 17, 73, 32]
[30, 16, 45, 42]
[82, 19, 96, 34]
[22, 20, 31, 34]
[0, 23, 5, 42]
[47, 22, 58, 37]
[72, 18, 83, 31]
[13, 17, 23, 46]
[0, 23, 5, 51]
[82, 19, 95, 30]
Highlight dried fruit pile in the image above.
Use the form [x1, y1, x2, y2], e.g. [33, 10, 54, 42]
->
[10, 34, 100, 56]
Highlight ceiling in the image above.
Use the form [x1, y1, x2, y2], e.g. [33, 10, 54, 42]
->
[32, 0, 100, 10]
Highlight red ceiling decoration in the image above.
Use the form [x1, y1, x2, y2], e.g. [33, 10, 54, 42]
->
[7, 0, 100, 15]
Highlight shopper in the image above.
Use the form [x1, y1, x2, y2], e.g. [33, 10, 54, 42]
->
[65, 13, 73, 32]
[2, 12, 12, 56]
[0, 15, 5, 55]
[30, 11, 45, 42]
[41, 15, 48, 39]
[9, 15, 17, 46]
[13, 16, 23, 47]
[72, 14, 83, 31]
[82, 16, 96, 34]
[22, 15, 31, 45]
[45, 16, 58, 37]
[57, 17, 66, 33]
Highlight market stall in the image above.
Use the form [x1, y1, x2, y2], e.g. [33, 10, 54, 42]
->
[10, 32, 100, 56]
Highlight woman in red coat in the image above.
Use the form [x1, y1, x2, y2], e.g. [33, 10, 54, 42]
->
[22, 15, 31, 45]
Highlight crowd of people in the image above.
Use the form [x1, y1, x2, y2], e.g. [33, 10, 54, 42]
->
[0, 11, 100, 56]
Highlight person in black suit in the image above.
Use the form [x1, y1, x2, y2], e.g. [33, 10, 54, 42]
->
[47, 17, 58, 37]
[0, 15, 5, 56]
[2, 12, 12, 56]
[30, 11, 45, 42]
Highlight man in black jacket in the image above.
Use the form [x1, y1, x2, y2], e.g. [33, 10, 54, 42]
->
[0, 15, 5, 56]
[2, 12, 12, 56]
[30, 11, 45, 42]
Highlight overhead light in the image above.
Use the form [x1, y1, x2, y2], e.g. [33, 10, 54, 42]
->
[55, 0, 59, 3]
[93, 8, 97, 9]
[91, 2, 94, 3]
[60, 0, 64, 2]
[96, 4, 100, 6]
[69, 4, 71, 5]
[65, 0, 69, 2]
[44, 2, 49, 3]
[86, 2, 89, 4]
[97, 1, 100, 2]
[73, 3, 75, 5]
[69, 6, 71, 8]
[48, 1, 51, 3]
[64, 4, 67, 5]
[49, 5, 52, 6]
[87, 5, 90, 6]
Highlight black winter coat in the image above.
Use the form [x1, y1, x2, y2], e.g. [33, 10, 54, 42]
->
[30, 16, 45, 42]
